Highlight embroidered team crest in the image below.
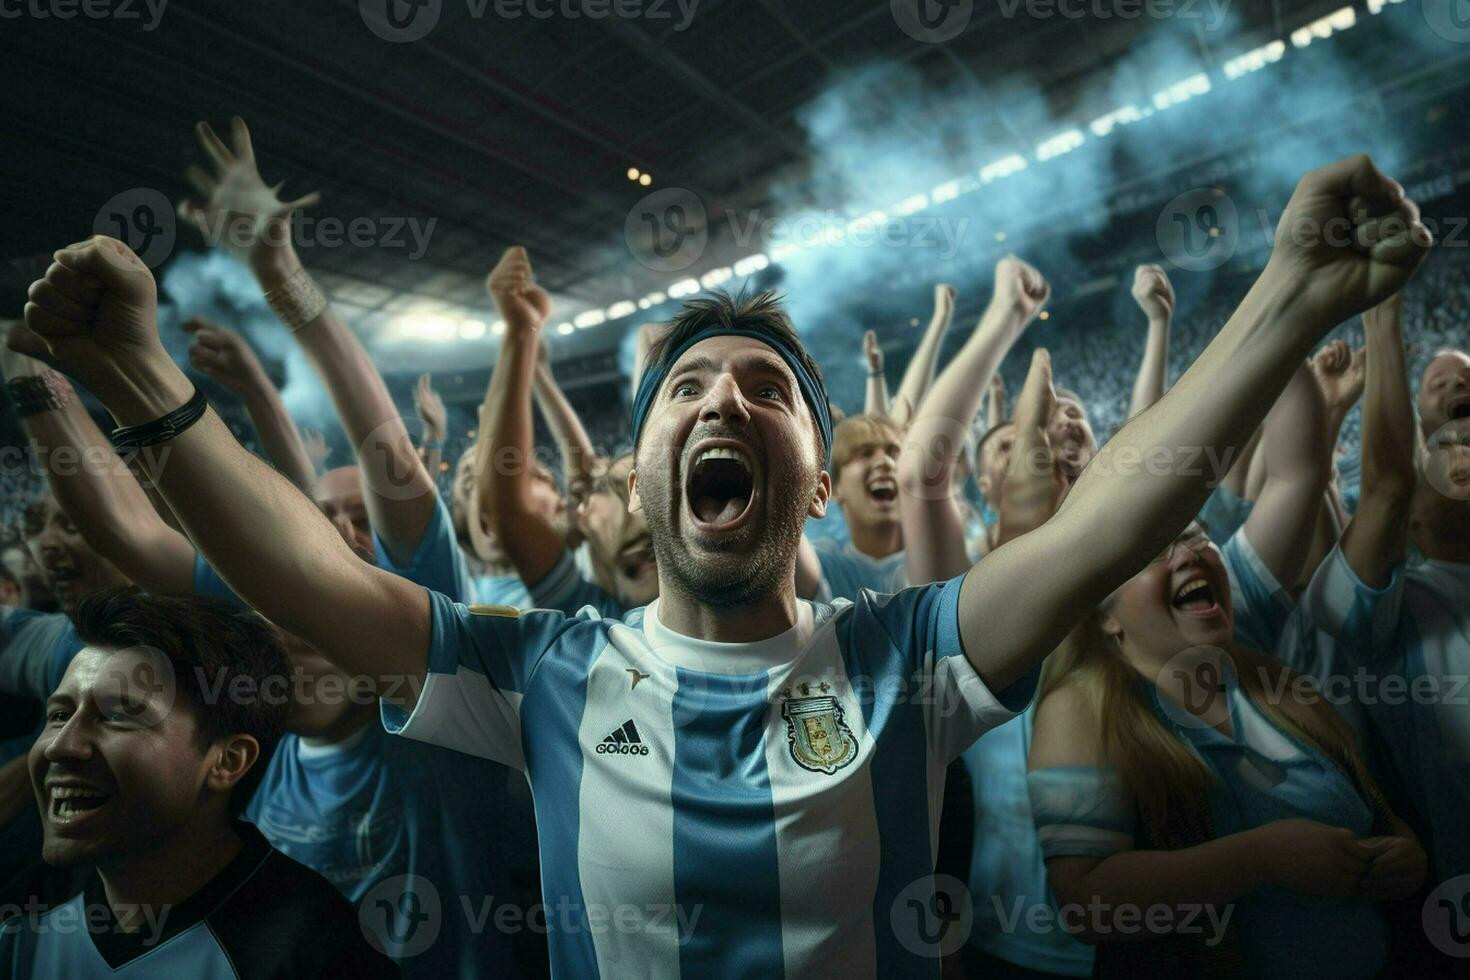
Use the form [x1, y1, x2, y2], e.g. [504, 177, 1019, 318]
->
[781, 695, 858, 774]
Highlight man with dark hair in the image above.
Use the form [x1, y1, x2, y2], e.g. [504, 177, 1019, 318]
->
[0, 589, 397, 978]
[15, 153, 1430, 977]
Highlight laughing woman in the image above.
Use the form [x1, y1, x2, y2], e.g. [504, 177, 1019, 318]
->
[1026, 517, 1427, 979]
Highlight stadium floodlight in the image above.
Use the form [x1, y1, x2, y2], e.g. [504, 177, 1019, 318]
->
[700, 267, 734, 288]
[627, 167, 640, 180]
[1089, 105, 1144, 137]
[637, 291, 667, 310]
[732, 253, 769, 276]
[1291, 6, 1355, 47]
[396, 314, 456, 341]
[1152, 73, 1212, 111]
[668, 278, 701, 298]
[556, 322, 575, 336]
[1037, 129, 1086, 161]
[1222, 40, 1287, 80]
[491, 320, 506, 336]
[980, 154, 1028, 183]
[895, 192, 931, 213]
[574, 309, 606, 329]
[928, 182, 961, 205]
[846, 210, 887, 234]
[605, 300, 637, 320]
[459, 319, 487, 339]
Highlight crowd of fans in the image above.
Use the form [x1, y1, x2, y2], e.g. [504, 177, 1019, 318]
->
[0, 117, 1466, 980]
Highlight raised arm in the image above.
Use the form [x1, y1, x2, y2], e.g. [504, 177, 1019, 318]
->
[995, 350, 1065, 546]
[1241, 359, 1333, 588]
[183, 316, 316, 492]
[532, 344, 602, 505]
[1, 333, 194, 593]
[477, 247, 565, 584]
[889, 284, 957, 430]
[985, 373, 1006, 433]
[898, 259, 1047, 584]
[862, 330, 890, 418]
[958, 155, 1430, 693]
[413, 372, 447, 481]
[1338, 293, 1414, 588]
[1126, 264, 1175, 419]
[18, 236, 429, 694]
[180, 117, 437, 564]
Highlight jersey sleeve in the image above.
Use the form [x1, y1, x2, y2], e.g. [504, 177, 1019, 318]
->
[1028, 766, 1136, 860]
[1300, 543, 1406, 667]
[372, 492, 473, 603]
[526, 547, 625, 618]
[380, 589, 579, 769]
[0, 609, 80, 700]
[1222, 528, 1294, 653]
[859, 576, 1035, 763]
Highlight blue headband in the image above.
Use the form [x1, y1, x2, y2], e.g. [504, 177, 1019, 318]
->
[630, 327, 832, 462]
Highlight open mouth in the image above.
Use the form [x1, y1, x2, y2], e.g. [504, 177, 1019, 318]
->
[48, 785, 112, 825]
[866, 476, 898, 504]
[685, 444, 756, 532]
[1171, 577, 1222, 618]
[1451, 400, 1470, 421]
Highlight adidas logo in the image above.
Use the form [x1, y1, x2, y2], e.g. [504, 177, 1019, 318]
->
[595, 719, 649, 756]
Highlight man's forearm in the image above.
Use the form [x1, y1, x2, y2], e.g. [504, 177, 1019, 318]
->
[891, 289, 955, 427]
[1246, 363, 1333, 587]
[240, 381, 316, 492]
[1127, 316, 1170, 419]
[533, 361, 598, 491]
[254, 252, 435, 561]
[1342, 307, 1413, 586]
[91, 355, 428, 686]
[864, 371, 889, 418]
[16, 373, 194, 593]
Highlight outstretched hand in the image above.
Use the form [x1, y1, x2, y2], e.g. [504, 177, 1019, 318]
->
[178, 117, 321, 272]
[487, 246, 552, 335]
[863, 329, 883, 374]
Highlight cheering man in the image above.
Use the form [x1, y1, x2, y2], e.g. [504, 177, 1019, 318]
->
[15, 154, 1429, 978]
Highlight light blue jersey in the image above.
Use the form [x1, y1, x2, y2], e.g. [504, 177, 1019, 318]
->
[0, 608, 78, 704]
[474, 573, 533, 610]
[813, 538, 908, 604]
[1304, 546, 1470, 879]
[246, 722, 541, 978]
[1198, 485, 1254, 546]
[383, 579, 1031, 978]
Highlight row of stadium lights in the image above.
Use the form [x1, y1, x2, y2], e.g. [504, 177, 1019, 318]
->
[395, 1, 1395, 344]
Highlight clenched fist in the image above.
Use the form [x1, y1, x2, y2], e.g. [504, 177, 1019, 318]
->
[991, 256, 1050, 325]
[24, 236, 163, 384]
[486, 246, 552, 335]
[1267, 154, 1431, 326]
[1131, 264, 1175, 322]
[183, 317, 268, 398]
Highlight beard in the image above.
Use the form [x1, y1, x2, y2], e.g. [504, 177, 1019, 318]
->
[636, 432, 817, 609]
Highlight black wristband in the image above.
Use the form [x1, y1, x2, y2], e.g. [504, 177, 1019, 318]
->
[110, 387, 209, 454]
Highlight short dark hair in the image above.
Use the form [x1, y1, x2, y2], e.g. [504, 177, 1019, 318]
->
[646, 289, 830, 455]
[73, 589, 289, 817]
